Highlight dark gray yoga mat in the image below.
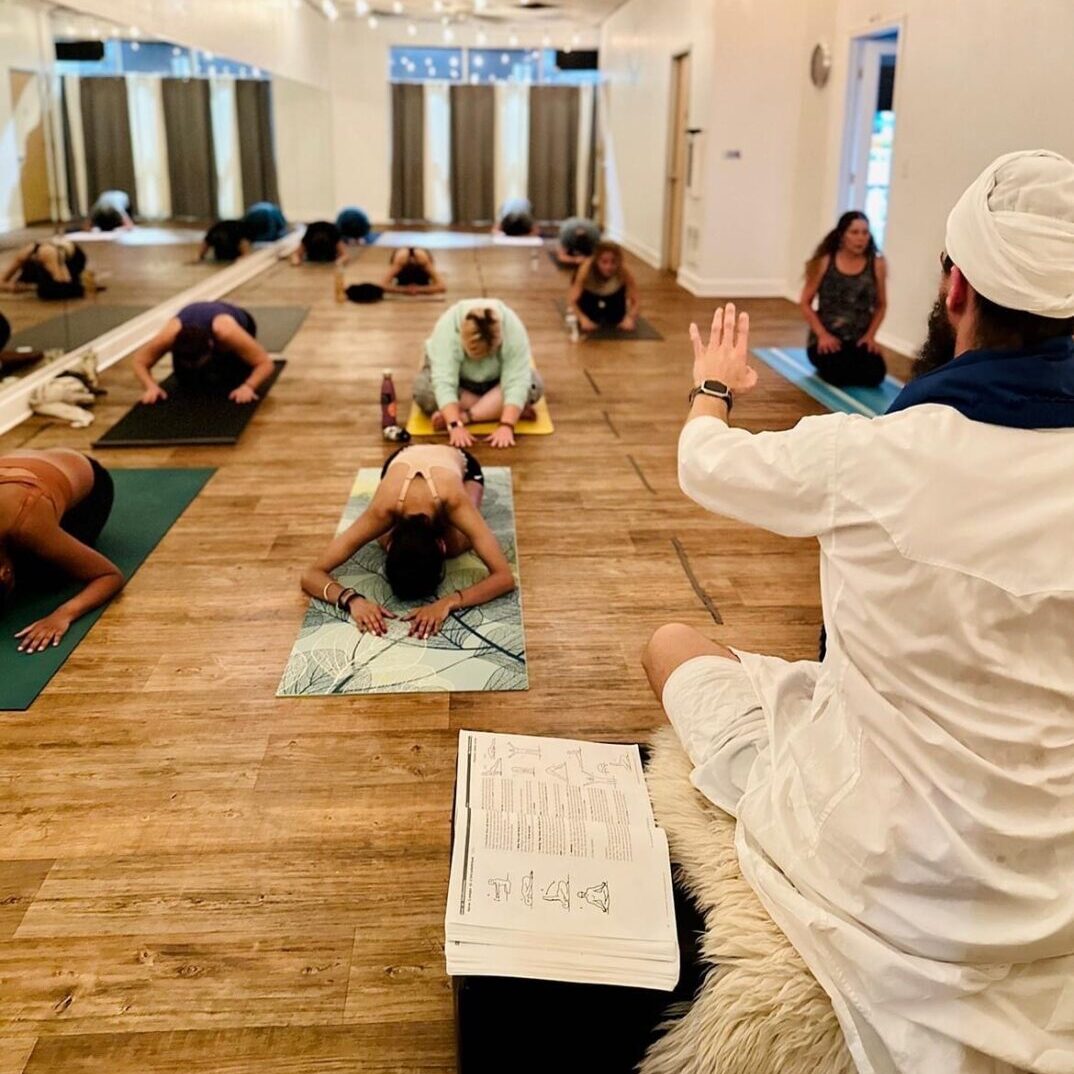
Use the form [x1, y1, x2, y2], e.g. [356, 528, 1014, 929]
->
[93, 360, 286, 447]
[553, 299, 664, 341]
[10, 306, 150, 352]
[244, 305, 309, 352]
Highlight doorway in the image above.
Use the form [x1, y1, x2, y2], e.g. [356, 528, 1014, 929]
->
[840, 29, 898, 248]
[10, 70, 52, 224]
[663, 51, 690, 272]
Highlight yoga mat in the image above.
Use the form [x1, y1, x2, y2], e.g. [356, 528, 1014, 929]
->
[0, 467, 214, 710]
[277, 466, 527, 696]
[93, 360, 286, 448]
[373, 231, 492, 250]
[553, 300, 664, 342]
[244, 305, 309, 352]
[751, 347, 903, 417]
[10, 306, 150, 353]
[63, 228, 206, 245]
[406, 395, 554, 437]
[491, 234, 545, 247]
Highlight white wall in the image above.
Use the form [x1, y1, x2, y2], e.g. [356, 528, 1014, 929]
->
[0, 0, 53, 231]
[273, 77, 336, 222]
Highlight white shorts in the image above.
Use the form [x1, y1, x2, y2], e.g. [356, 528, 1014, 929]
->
[662, 655, 770, 817]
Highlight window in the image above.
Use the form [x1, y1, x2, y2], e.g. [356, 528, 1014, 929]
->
[54, 38, 269, 79]
[391, 46, 464, 83]
[390, 46, 600, 85]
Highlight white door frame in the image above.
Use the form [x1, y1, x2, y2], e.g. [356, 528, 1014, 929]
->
[840, 34, 898, 214]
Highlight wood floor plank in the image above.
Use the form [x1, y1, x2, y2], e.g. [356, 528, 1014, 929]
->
[0, 863, 53, 940]
[0, 1036, 36, 1074]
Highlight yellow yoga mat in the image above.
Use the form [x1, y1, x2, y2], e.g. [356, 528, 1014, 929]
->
[405, 395, 555, 437]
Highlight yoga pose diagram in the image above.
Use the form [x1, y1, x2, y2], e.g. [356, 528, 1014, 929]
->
[567, 748, 617, 787]
[488, 875, 511, 902]
[521, 871, 534, 908]
[542, 877, 570, 909]
[483, 757, 504, 777]
[597, 754, 634, 777]
[578, 881, 610, 913]
[508, 741, 541, 758]
[513, 765, 535, 777]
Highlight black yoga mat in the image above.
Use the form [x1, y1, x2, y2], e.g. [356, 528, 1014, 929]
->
[0, 467, 214, 710]
[553, 299, 664, 341]
[10, 306, 150, 352]
[93, 360, 285, 447]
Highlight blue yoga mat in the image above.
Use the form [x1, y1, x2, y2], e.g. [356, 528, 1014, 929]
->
[751, 347, 903, 417]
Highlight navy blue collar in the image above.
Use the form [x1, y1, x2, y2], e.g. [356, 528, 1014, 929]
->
[887, 336, 1074, 429]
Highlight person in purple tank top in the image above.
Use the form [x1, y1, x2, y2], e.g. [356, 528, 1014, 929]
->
[130, 301, 274, 405]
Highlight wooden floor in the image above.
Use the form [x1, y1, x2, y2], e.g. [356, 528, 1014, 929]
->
[0, 241, 845, 1072]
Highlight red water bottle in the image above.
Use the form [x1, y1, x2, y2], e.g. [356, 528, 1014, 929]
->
[380, 370, 410, 442]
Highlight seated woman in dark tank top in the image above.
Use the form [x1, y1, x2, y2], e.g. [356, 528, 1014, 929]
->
[799, 211, 888, 388]
[129, 301, 275, 405]
[568, 241, 640, 332]
[379, 247, 445, 295]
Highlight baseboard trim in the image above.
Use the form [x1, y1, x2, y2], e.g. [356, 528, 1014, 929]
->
[0, 233, 302, 436]
[676, 270, 787, 298]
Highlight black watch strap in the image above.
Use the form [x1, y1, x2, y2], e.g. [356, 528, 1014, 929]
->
[689, 379, 734, 410]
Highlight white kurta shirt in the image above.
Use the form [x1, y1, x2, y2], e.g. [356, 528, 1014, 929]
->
[678, 408, 1074, 1074]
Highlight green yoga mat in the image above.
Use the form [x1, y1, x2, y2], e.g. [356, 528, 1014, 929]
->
[278, 467, 527, 697]
[0, 467, 214, 711]
[10, 306, 150, 352]
[553, 300, 664, 341]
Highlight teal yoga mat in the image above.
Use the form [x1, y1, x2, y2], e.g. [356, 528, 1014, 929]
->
[751, 346, 903, 417]
[0, 467, 215, 710]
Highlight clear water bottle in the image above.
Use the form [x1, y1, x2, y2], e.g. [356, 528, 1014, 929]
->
[565, 311, 580, 343]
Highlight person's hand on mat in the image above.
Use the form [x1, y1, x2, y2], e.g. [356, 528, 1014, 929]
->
[140, 383, 168, 405]
[816, 330, 842, 355]
[486, 424, 516, 449]
[403, 597, 455, 640]
[15, 611, 72, 653]
[349, 598, 395, 637]
[449, 424, 475, 449]
[690, 303, 758, 395]
[618, 315, 637, 332]
[406, 285, 419, 296]
[579, 314, 599, 333]
[858, 332, 881, 354]
[228, 384, 259, 405]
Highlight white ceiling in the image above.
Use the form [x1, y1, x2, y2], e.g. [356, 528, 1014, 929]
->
[354, 0, 627, 28]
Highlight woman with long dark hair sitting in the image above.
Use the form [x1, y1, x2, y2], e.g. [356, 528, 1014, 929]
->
[300, 445, 515, 640]
[568, 240, 640, 333]
[799, 211, 888, 387]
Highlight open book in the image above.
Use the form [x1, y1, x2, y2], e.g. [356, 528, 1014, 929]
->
[445, 730, 680, 990]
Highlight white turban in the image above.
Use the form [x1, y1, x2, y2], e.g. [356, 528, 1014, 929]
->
[945, 149, 1074, 318]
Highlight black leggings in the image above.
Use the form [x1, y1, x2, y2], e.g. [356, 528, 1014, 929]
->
[60, 458, 115, 548]
[807, 341, 887, 388]
[577, 285, 628, 327]
[381, 447, 484, 486]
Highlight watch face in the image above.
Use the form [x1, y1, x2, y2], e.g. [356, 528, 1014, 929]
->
[703, 380, 729, 393]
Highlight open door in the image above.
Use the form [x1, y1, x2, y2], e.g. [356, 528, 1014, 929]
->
[10, 70, 52, 225]
[663, 51, 690, 273]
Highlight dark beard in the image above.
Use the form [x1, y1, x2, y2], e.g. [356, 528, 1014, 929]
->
[912, 296, 958, 379]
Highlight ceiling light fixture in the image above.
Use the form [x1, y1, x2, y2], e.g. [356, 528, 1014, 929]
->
[368, 14, 379, 28]
[508, 32, 519, 46]
[444, 26, 455, 42]
[355, 0, 369, 13]
[322, 0, 339, 20]
[392, 0, 404, 12]
[407, 21, 417, 35]
[476, 30, 487, 45]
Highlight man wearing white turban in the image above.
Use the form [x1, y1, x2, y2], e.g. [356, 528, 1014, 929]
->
[644, 150, 1074, 1074]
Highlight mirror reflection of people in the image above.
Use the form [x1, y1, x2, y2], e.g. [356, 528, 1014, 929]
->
[568, 241, 640, 333]
[495, 197, 538, 237]
[200, 220, 252, 262]
[88, 190, 134, 232]
[645, 150, 1074, 1074]
[0, 448, 123, 653]
[413, 300, 543, 450]
[291, 220, 347, 266]
[130, 301, 274, 406]
[301, 443, 515, 640]
[799, 211, 888, 387]
[336, 206, 374, 245]
[242, 201, 289, 243]
[0, 239, 87, 301]
[381, 247, 445, 295]
[555, 216, 601, 266]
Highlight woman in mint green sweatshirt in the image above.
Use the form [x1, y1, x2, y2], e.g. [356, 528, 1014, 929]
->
[412, 300, 544, 449]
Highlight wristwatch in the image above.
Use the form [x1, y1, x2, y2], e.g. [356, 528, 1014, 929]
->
[689, 379, 734, 411]
[447, 419, 464, 430]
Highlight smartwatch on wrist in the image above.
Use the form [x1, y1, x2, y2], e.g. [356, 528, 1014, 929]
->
[689, 379, 734, 411]
[447, 419, 464, 430]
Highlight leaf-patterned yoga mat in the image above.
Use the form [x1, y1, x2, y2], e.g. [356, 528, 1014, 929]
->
[277, 467, 527, 696]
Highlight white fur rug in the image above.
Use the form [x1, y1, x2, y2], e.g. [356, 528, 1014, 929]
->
[639, 726, 855, 1074]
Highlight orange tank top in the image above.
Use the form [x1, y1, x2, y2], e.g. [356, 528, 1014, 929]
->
[0, 456, 73, 537]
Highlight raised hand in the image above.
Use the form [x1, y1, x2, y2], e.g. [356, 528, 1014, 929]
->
[689, 303, 758, 395]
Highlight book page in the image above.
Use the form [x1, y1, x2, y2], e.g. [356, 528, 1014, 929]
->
[454, 730, 653, 828]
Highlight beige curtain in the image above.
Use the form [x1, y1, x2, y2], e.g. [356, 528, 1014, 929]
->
[391, 83, 425, 222]
[527, 85, 580, 222]
[450, 85, 495, 225]
[79, 77, 137, 215]
[161, 79, 217, 219]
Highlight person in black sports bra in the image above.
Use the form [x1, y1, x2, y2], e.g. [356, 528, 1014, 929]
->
[291, 221, 347, 265]
[0, 240, 88, 301]
[380, 247, 445, 295]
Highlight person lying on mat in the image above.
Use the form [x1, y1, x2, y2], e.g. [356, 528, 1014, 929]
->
[291, 220, 348, 266]
[555, 216, 601, 266]
[199, 219, 252, 263]
[0, 448, 123, 653]
[242, 201, 289, 244]
[0, 239, 88, 301]
[301, 444, 515, 639]
[413, 300, 544, 449]
[130, 301, 274, 406]
[380, 247, 445, 295]
[495, 197, 539, 238]
[336, 206, 374, 245]
[88, 189, 134, 232]
[568, 241, 639, 333]
[799, 210, 888, 387]
[643, 151, 1074, 1074]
